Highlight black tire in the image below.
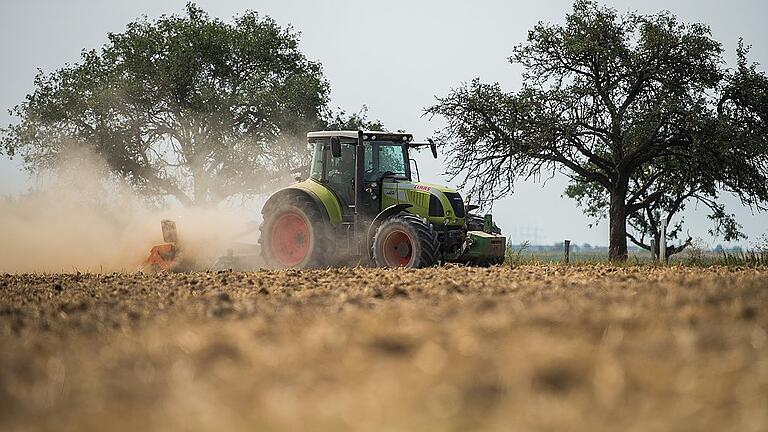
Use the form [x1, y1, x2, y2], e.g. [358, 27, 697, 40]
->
[372, 214, 440, 268]
[259, 194, 332, 268]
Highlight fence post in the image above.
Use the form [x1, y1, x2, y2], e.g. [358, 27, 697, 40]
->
[650, 239, 657, 263]
[564, 239, 571, 264]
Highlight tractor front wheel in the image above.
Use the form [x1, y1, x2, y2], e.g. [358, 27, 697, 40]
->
[372, 214, 439, 268]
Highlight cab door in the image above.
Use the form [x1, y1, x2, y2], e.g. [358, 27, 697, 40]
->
[324, 141, 356, 211]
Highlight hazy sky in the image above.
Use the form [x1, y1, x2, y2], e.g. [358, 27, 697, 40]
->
[1, 0, 766, 246]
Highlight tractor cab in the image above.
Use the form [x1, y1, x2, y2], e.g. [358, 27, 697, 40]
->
[307, 131, 425, 217]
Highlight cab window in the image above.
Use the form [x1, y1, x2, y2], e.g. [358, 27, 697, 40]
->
[309, 142, 324, 181]
[364, 142, 410, 181]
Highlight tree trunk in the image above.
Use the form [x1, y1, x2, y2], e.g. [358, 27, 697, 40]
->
[190, 155, 208, 207]
[608, 179, 629, 261]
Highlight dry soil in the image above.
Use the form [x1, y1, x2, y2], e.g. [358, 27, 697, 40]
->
[1, 265, 767, 431]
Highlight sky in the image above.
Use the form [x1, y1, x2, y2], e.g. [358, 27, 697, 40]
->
[1, 0, 766, 247]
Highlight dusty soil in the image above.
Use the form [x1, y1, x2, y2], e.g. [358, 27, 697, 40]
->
[1, 265, 767, 431]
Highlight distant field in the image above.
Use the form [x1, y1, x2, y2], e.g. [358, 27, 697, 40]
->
[1, 265, 767, 431]
[507, 246, 768, 266]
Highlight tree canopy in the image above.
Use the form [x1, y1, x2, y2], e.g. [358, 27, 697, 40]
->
[428, 1, 768, 260]
[2, 3, 379, 207]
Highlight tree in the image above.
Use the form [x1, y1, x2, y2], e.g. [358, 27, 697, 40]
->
[566, 150, 750, 260]
[565, 39, 768, 260]
[2, 4, 331, 207]
[427, 1, 768, 260]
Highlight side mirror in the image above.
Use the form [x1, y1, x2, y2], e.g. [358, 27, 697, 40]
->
[330, 136, 342, 158]
[428, 138, 437, 159]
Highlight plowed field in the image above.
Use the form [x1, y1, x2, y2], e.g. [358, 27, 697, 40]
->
[1, 265, 767, 431]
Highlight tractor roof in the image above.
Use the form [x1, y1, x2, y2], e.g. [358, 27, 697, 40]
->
[307, 130, 413, 141]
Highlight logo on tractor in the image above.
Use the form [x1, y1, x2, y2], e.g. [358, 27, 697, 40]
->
[413, 185, 430, 191]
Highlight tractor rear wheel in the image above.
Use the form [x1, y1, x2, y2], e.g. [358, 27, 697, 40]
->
[372, 214, 439, 268]
[259, 194, 331, 268]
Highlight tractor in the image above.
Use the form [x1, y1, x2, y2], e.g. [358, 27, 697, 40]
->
[259, 130, 506, 268]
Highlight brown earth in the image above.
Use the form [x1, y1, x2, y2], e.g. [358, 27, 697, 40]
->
[1, 265, 767, 431]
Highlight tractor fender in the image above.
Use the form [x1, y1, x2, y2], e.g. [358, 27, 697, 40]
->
[262, 187, 331, 225]
[367, 204, 413, 258]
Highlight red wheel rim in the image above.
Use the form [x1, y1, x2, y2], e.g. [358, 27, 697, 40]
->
[382, 230, 414, 267]
[270, 212, 311, 266]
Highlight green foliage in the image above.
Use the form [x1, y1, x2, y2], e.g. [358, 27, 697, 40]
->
[324, 105, 385, 131]
[428, 1, 768, 260]
[2, 3, 332, 206]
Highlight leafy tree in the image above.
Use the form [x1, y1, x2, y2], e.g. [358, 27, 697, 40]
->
[566, 39, 768, 260]
[427, 1, 768, 260]
[2, 4, 332, 206]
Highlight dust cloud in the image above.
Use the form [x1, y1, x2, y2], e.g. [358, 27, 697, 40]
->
[0, 148, 256, 273]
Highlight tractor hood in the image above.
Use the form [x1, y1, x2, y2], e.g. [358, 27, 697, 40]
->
[381, 180, 466, 226]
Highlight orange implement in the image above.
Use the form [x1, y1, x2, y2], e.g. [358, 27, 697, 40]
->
[145, 243, 178, 270]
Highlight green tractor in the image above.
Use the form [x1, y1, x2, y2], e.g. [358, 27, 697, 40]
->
[259, 130, 506, 268]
